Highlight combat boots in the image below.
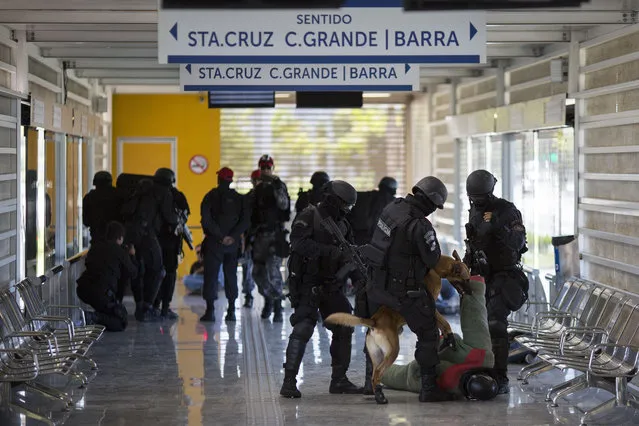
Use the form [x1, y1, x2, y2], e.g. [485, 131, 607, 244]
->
[419, 371, 454, 402]
[363, 350, 374, 395]
[280, 337, 306, 398]
[329, 333, 363, 395]
[225, 300, 236, 321]
[272, 298, 283, 323]
[243, 293, 253, 308]
[492, 337, 511, 394]
[261, 297, 273, 319]
[200, 301, 215, 322]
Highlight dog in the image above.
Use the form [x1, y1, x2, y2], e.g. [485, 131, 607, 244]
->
[324, 250, 470, 403]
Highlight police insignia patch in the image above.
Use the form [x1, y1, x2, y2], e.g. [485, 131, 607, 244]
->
[424, 230, 437, 251]
[377, 219, 391, 237]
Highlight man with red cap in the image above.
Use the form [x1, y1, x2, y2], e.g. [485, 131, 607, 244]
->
[199, 166, 249, 322]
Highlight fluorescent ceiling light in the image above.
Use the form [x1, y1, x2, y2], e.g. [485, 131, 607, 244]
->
[565, 98, 575, 106]
[363, 92, 391, 98]
[275, 93, 291, 99]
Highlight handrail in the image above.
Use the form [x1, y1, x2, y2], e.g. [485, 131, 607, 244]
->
[67, 250, 88, 265]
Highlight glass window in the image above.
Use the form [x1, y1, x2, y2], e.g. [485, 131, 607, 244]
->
[66, 135, 80, 257]
[44, 131, 56, 269]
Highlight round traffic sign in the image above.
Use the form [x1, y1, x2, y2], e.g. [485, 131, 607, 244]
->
[189, 155, 209, 175]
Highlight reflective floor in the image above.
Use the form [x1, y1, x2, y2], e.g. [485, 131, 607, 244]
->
[2, 281, 638, 426]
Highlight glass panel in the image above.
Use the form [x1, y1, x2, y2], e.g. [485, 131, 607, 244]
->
[44, 131, 56, 269]
[489, 135, 503, 198]
[66, 135, 80, 257]
[25, 127, 39, 276]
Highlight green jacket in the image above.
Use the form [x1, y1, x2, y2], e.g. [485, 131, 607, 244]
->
[381, 277, 494, 395]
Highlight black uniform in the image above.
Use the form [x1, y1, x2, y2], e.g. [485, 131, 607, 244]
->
[76, 240, 137, 331]
[155, 187, 190, 316]
[464, 197, 527, 389]
[295, 188, 323, 215]
[280, 204, 363, 397]
[121, 179, 177, 320]
[200, 185, 249, 317]
[348, 189, 396, 245]
[83, 185, 120, 243]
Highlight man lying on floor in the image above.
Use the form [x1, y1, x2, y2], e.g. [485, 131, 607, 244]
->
[381, 276, 501, 401]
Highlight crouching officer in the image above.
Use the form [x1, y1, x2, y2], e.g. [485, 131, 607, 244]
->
[280, 181, 364, 399]
[362, 176, 453, 404]
[76, 221, 137, 331]
[463, 170, 528, 395]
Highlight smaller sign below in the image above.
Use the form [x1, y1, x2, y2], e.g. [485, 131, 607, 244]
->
[52, 105, 62, 129]
[189, 154, 209, 175]
[181, 63, 419, 91]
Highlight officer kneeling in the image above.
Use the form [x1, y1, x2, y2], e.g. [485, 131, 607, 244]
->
[381, 277, 500, 401]
[280, 180, 364, 398]
[76, 221, 137, 332]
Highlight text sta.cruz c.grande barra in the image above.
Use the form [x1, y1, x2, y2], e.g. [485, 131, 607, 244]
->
[197, 65, 401, 81]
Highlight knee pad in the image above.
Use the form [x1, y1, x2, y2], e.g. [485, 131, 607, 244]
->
[326, 324, 353, 340]
[291, 319, 315, 342]
[488, 319, 508, 338]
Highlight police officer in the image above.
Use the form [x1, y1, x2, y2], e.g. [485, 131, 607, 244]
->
[348, 176, 397, 245]
[121, 177, 177, 322]
[280, 180, 364, 399]
[153, 168, 190, 320]
[251, 155, 291, 322]
[83, 171, 120, 243]
[295, 171, 330, 215]
[77, 221, 136, 332]
[200, 167, 249, 322]
[363, 176, 452, 404]
[463, 170, 528, 395]
[241, 169, 261, 308]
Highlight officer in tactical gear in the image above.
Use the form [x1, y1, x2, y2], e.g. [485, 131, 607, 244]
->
[83, 171, 120, 243]
[348, 176, 398, 245]
[280, 180, 364, 399]
[200, 167, 249, 322]
[121, 176, 177, 322]
[241, 169, 261, 308]
[152, 168, 190, 320]
[251, 155, 291, 322]
[362, 176, 453, 404]
[77, 221, 137, 332]
[295, 171, 330, 215]
[463, 169, 528, 395]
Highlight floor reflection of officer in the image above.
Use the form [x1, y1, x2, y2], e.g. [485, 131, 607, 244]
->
[280, 181, 364, 399]
[363, 176, 453, 404]
[121, 177, 177, 322]
[295, 171, 330, 215]
[463, 170, 528, 395]
[76, 221, 136, 332]
[251, 155, 291, 322]
[153, 168, 190, 320]
[200, 167, 249, 322]
[241, 169, 261, 308]
[83, 171, 120, 243]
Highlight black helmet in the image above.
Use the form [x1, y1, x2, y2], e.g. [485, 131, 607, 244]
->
[154, 168, 175, 186]
[412, 176, 447, 209]
[466, 170, 497, 196]
[462, 372, 499, 401]
[327, 180, 357, 213]
[378, 176, 398, 194]
[310, 171, 330, 188]
[93, 171, 113, 187]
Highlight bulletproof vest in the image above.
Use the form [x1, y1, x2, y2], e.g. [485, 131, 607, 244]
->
[204, 188, 244, 236]
[253, 178, 288, 228]
[302, 207, 351, 280]
[84, 187, 120, 231]
[366, 198, 428, 293]
[171, 187, 190, 213]
[467, 198, 525, 271]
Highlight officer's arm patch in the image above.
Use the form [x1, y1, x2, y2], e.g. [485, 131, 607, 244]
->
[424, 230, 437, 252]
[293, 219, 309, 228]
[377, 218, 392, 237]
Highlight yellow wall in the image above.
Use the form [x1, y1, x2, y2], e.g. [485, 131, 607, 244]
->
[112, 94, 220, 276]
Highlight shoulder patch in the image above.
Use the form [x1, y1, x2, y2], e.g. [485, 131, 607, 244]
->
[377, 218, 392, 237]
[424, 230, 437, 251]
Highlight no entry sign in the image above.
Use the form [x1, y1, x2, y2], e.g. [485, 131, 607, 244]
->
[189, 154, 209, 174]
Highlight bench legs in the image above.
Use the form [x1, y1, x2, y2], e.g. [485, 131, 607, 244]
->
[545, 374, 584, 402]
[518, 359, 548, 381]
[25, 381, 73, 409]
[580, 378, 639, 425]
[521, 362, 555, 384]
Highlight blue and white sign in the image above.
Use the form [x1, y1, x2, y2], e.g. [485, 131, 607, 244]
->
[158, 2, 486, 65]
[179, 63, 420, 91]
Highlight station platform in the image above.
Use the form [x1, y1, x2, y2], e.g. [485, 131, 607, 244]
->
[3, 282, 637, 426]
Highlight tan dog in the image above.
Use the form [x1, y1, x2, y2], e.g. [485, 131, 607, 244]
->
[324, 250, 470, 401]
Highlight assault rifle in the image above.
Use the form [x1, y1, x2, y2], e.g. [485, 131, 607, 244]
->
[464, 238, 489, 277]
[319, 216, 370, 293]
[175, 208, 194, 251]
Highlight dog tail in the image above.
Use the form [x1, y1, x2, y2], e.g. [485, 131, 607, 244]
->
[325, 313, 375, 329]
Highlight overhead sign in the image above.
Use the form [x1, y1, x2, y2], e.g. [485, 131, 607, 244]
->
[189, 155, 208, 174]
[180, 63, 420, 91]
[158, 2, 486, 65]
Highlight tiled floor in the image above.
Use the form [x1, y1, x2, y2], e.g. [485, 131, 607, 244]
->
[1, 282, 638, 426]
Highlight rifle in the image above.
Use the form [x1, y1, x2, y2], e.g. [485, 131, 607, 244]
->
[175, 208, 194, 251]
[464, 238, 489, 277]
[319, 216, 370, 293]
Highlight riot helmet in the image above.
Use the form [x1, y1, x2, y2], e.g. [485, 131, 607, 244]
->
[461, 372, 499, 401]
[378, 176, 398, 196]
[310, 171, 330, 188]
[466, 170, 497, 208]
[323, 180, 357, 218]
[412, 176, 448, 210]
[154, 168, 176, 187]
[93, 171, 113, 187]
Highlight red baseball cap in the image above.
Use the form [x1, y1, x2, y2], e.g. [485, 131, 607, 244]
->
[216, 167, 234, 182]
[250, 169, 261, 180]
